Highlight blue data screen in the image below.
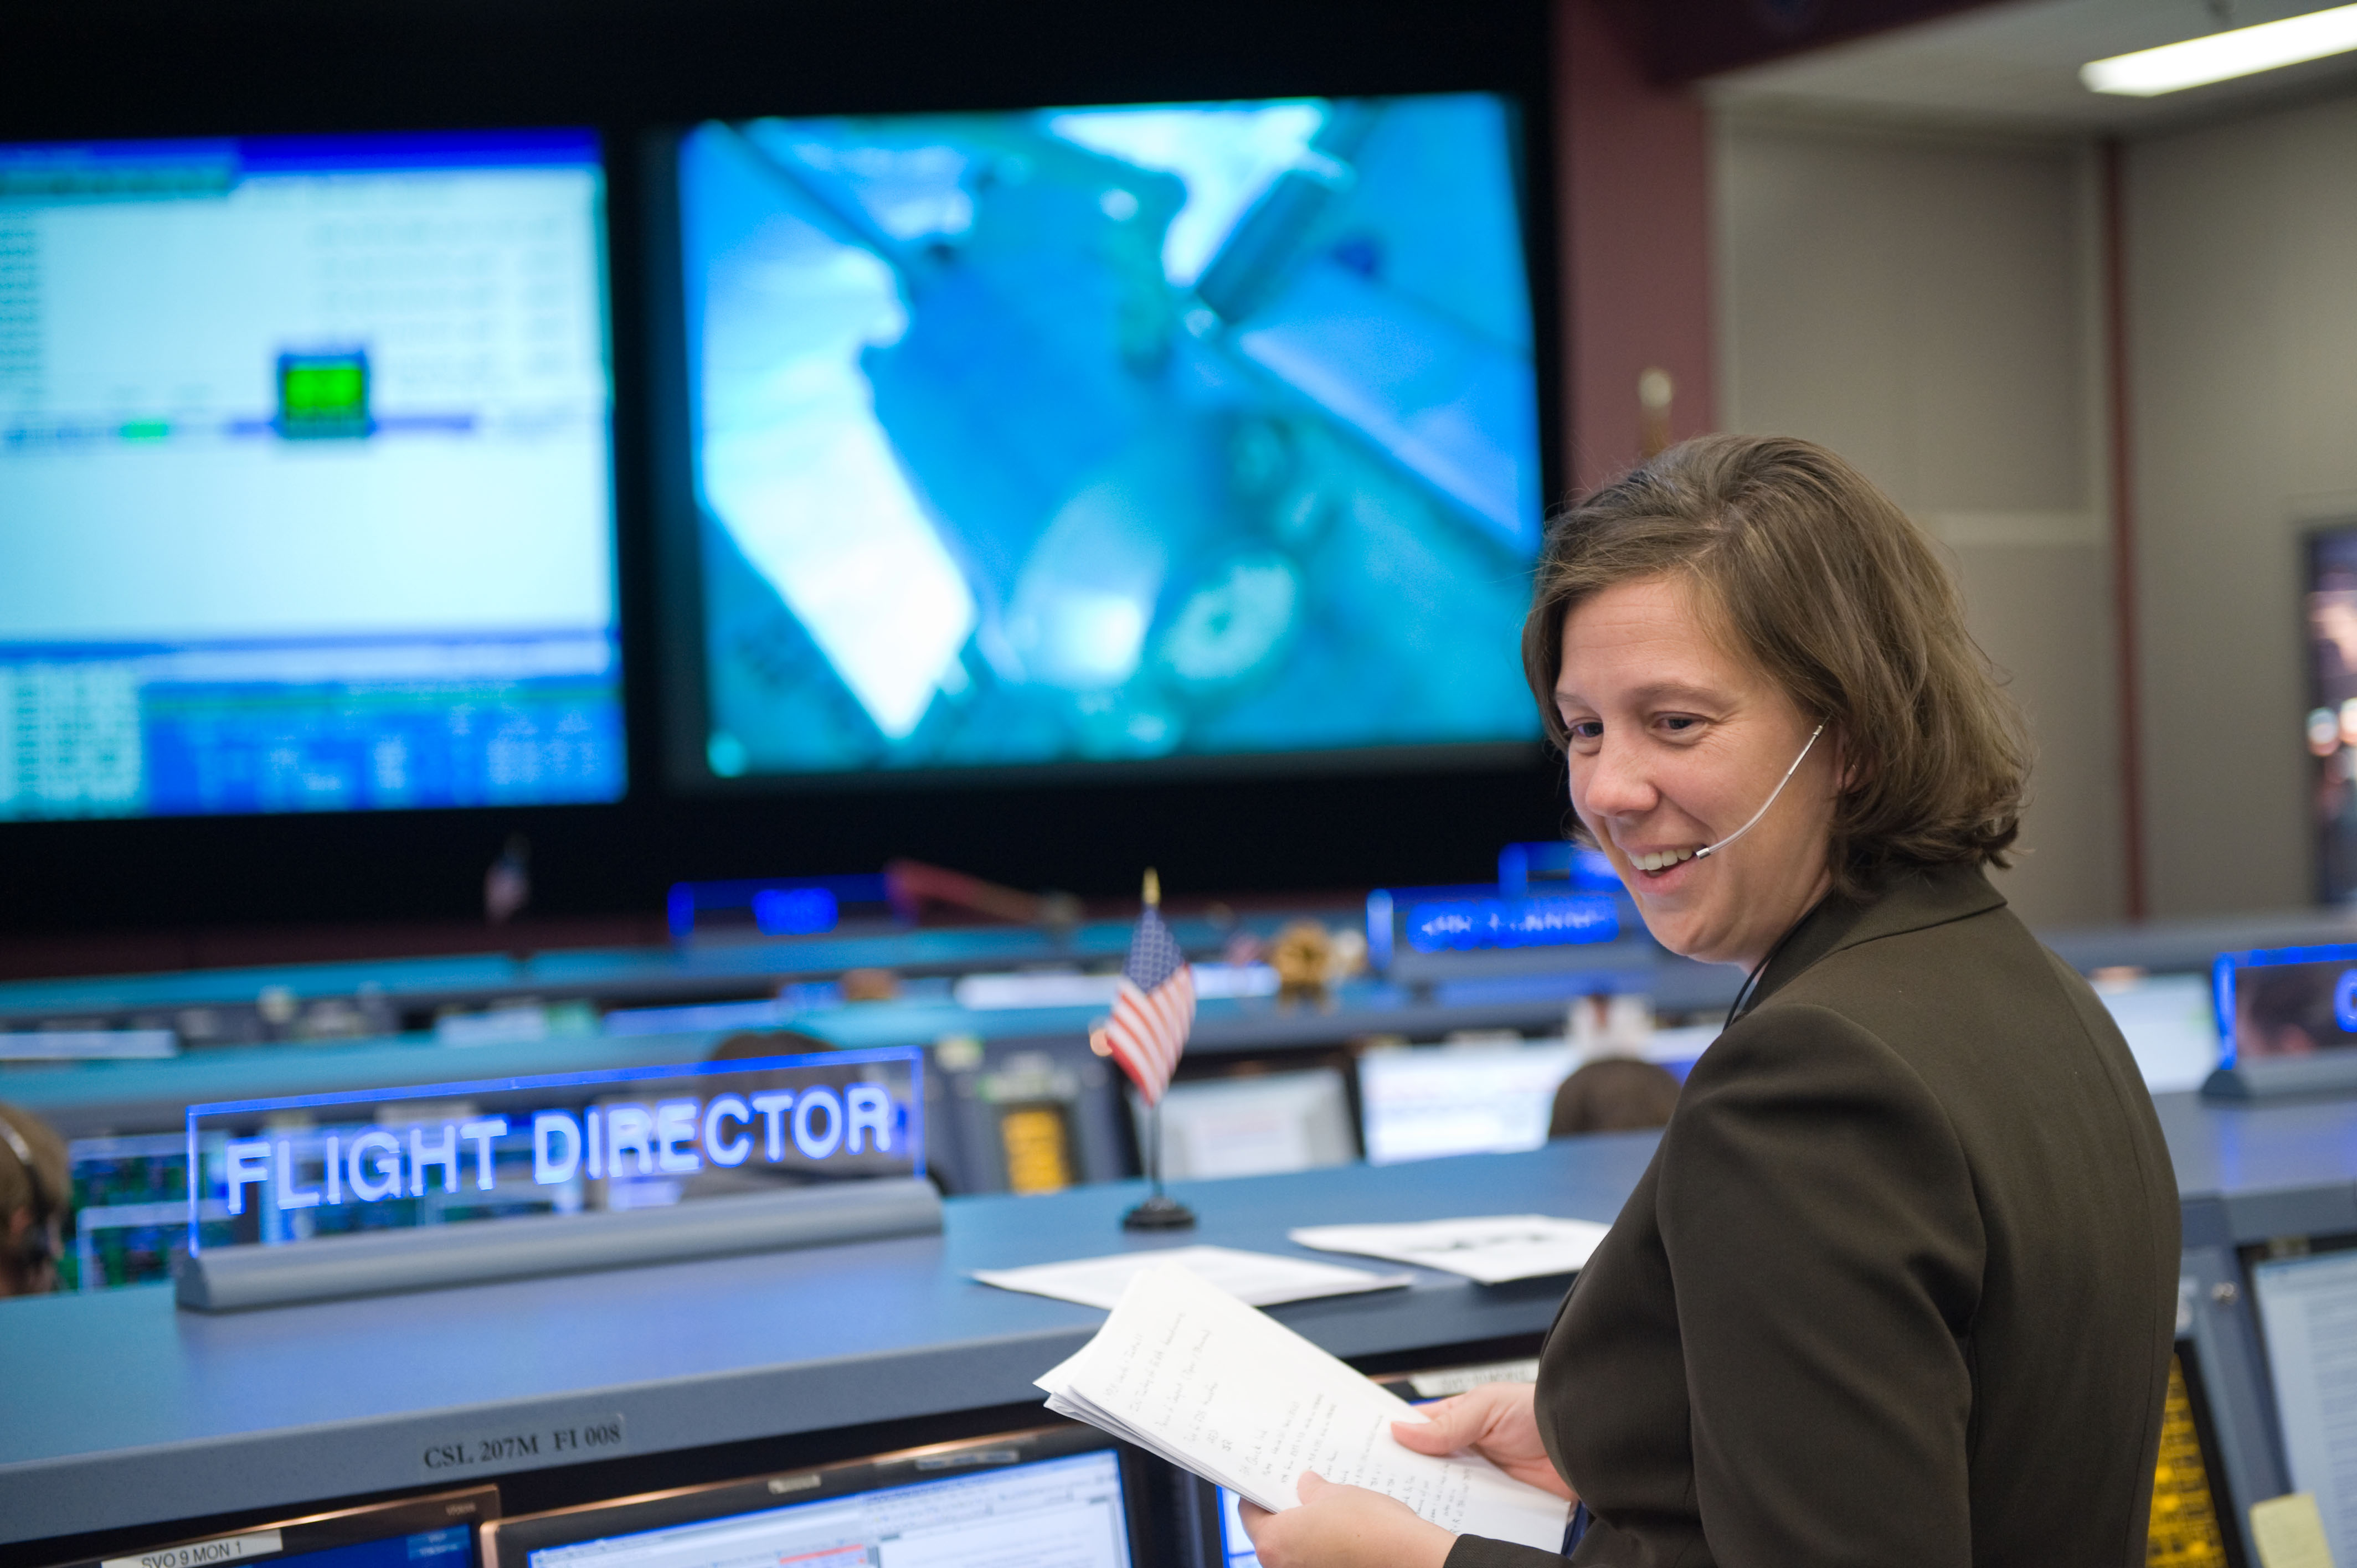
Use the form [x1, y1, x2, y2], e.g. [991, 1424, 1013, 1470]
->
[1217, 1487, 1264, 1568]
[527, 1450, 1131, 1568]
[677, 94, 1542, 779]
[280, 1528, 470, 1568]
[0, 131, 623, 818]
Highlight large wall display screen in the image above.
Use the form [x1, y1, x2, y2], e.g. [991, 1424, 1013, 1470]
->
[0, 130, 623, 819]
[676, 94, 1542, 781]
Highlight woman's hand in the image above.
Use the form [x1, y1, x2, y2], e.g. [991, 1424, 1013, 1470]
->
[1390, 1381, 1576, 1500]
[1234, 1385, 1576, 1566]
[1237, 1472, 1456, 1568]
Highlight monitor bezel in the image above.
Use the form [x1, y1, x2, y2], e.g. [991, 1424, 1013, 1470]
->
[647, 91, 1554, 800]
[37, 1486, 501, 1568]
[1143, 1054, 1367, 1178]
[0, 125, 631, 825]
[479, 1422, 1151, 1568]
[0, 0, 1567, 933]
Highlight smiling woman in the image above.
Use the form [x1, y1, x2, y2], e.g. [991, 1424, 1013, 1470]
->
[1548, 575, 1837, 968]
[1240, 436, 2181, 1568]
[1526, 433, 2031, 921]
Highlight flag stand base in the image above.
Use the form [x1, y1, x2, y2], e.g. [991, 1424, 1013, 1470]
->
[1121, 1194, 1197, 1231]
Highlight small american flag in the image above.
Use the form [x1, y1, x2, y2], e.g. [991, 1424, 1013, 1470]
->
[1104, 884, 1195, 1106]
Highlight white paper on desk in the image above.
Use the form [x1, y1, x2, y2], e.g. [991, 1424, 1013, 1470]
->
[1288, 1215, 1610, 1284]
[974, 1244, 1412, 1309]
[1036, 1261, 1569, 1549]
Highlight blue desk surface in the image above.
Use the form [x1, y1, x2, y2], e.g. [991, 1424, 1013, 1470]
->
[0, 1136, 1659, 1546]
[8, 1090, 2357, 1549]
[2155, 1091, 2357, 1244]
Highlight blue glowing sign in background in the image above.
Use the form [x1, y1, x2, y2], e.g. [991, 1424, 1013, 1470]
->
[2212, 945, 2357, 1069]
[1401, 894, 1618, 955]
[184, 1046, 923, 1255]
[1495, 842, 1620, 896]
[665, 874, 892, 940]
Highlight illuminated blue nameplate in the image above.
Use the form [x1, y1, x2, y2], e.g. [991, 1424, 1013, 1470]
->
[1403, 894, 1619, 953]
[2212, 944, 2357, 1068]
[183, 1045, 922, 1256]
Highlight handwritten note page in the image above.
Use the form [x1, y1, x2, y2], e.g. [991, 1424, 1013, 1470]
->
[1288, 1215, 1611, 1284]
[1037, 1261, 1568, 1549]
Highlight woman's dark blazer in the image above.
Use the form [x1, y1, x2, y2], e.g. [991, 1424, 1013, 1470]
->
[1449, 863, 2180, 1568]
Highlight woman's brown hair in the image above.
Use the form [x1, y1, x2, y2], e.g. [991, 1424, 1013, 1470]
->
[1524, 434, 2029, 898]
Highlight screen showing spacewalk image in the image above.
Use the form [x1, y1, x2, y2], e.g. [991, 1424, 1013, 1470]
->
[676, 94, 1542, 779]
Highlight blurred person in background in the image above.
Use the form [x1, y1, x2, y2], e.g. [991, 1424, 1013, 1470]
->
[0, 1101, 69, 1297]
[1547, 1058, 1680, 1137]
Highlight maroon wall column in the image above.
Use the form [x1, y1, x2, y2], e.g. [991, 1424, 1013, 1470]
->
[1555, 0, 1717, 498]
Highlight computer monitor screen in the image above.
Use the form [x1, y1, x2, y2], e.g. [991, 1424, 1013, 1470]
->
[44, 1486, 498, 1568]
[0, 129, 622, 819]
[671, 92, 1541, 783]
[485, 1426, 1133, 1568]
[1212, 1486, 1263, 1568]
[2252, 1247, 2357, 1562]
[2089, 971, 2219, 1094]
[1138, 1066, 1358, 1180]
[1356, 1041, 1577, 1166]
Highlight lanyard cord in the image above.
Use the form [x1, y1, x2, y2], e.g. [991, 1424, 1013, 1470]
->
[1722, 896, 1824, 1032]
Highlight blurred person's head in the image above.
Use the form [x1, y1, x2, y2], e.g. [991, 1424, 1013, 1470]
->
[1549, 1057, 1682, 1138]
[710, 1029, 837, 1062]
[0, 1102, 68, 1297]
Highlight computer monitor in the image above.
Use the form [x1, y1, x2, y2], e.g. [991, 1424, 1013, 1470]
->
[1137, 1066, 1358, 1181]
[1356, 1041, 1579, 1166]
[666, 92, 1542, 786]
[41, 1486, 499, 1568]
[481, 1425, 1140, 1568]
[2086, 971, 2220, 1094]
[2252, 1246, 2357, 1562]
[0, 129, 622, 820]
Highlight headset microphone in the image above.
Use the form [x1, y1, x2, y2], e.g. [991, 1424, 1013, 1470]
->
[1691, 723, 1826, 860]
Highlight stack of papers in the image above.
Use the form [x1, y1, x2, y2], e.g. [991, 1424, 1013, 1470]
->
[1036, 1261, 1569, 1548]
[1289, 1215, 1611, 1283]
[974, 1245, 1412, 1308]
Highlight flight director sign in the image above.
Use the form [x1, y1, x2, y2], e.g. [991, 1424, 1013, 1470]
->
[183, 1045, 923, 1252]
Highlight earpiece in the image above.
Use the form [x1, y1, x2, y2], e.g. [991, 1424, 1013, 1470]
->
[1691, 723, 1827, 860]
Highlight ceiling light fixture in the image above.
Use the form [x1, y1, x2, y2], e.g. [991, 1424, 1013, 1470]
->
[2082, 3, 2357, 96]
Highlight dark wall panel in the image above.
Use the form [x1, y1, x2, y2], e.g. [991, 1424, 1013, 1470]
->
[1, 0, 1570, 931]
